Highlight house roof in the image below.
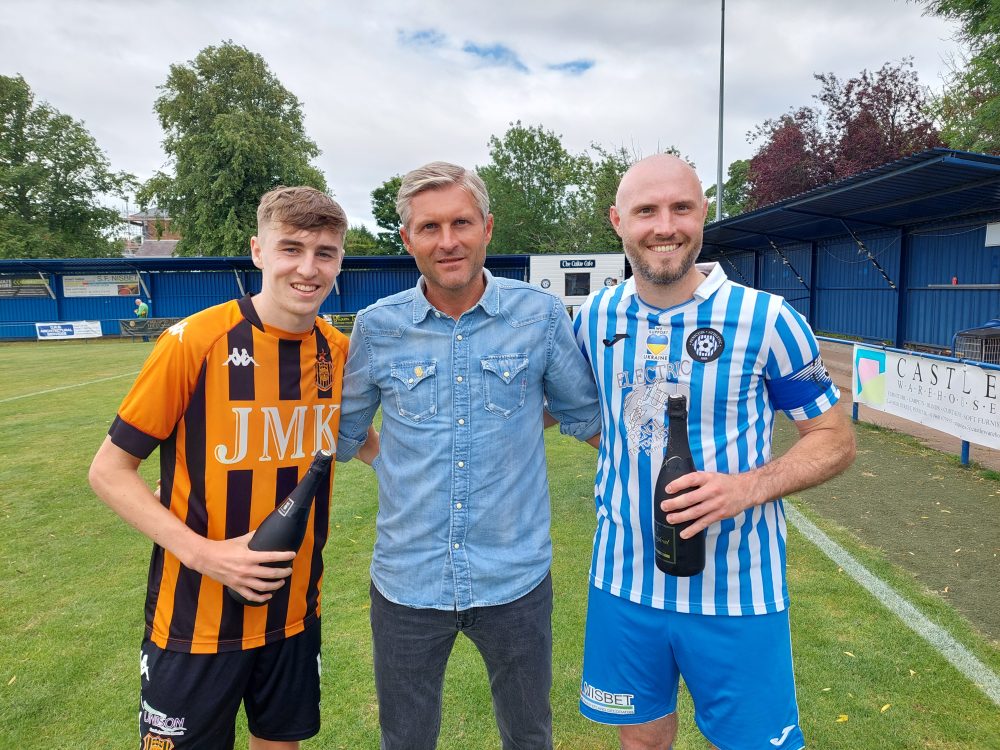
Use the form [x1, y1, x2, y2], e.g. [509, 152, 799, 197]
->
[125, 208, 172, 222]
[125, 240, 178, 258]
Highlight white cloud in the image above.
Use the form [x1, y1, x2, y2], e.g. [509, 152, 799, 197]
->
[0, 0, 962, 232]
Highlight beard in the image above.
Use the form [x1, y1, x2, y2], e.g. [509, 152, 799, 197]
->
[624, 239, 701, 287]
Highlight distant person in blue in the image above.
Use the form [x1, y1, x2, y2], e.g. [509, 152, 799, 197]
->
[573, 154, 856, 750]
[336, 161, 601, 750]
[134, 298, 149, 318]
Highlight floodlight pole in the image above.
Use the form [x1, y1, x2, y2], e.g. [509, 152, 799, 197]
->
[716, 0, 726, 222]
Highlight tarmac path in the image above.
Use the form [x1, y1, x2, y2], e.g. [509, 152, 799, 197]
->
[783, 340, 1000, 644]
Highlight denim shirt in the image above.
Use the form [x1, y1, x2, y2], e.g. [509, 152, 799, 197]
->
[338, 270, 601, 610]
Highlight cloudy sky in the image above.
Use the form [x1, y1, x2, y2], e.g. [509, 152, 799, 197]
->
[1, 0, 963, 232]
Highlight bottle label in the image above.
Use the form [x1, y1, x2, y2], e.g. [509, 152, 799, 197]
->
[654, 521, 676, 564]
[276, 497, 295, 517]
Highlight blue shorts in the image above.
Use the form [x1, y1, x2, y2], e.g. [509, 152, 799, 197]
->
[580, 584, 804, 750]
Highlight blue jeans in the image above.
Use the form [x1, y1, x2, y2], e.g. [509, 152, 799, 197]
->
[369, 575, 554, 750]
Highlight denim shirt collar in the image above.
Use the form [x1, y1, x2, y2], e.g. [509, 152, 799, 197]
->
[412, 268, 501, 324]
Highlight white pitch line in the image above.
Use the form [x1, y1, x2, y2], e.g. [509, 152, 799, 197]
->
[0, 371, 139, 405]
[786, 503, 1000, 707]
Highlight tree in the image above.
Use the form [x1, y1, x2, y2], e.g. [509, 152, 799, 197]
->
[140, 42, 326, 257]
[918, 0, 1000, 154]
[478, 121, 588, 254]
[746, 59, 940, 207]
[371, 175, 405, 254]
[705, 158, 752, 220]
[344, 224, 380, 256]
[747, 107, 833, 207]
[572, 144, 634, 253]
[0, 75, 134, 258]
[816, 61, 942, 179]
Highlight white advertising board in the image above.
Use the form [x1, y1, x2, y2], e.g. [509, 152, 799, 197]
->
[63, 274, 140, 298]
[853, 344, 1000, 449]
[35, 321, 103, 340]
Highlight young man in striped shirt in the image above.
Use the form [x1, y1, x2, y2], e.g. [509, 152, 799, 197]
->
[89, 186, 372, 749]
[574, 154, 856, 750]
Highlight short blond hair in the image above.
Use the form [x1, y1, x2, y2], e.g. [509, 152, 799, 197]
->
[396, 162, 490, 229]
[257, 186, 348, 236]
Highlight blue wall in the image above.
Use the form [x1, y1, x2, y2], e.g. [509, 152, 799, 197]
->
[757, 242, 812, 320]
[2, 234, 995, 350]
[905, 225, 1000, 347]
[812, 230, 901, 343]
[0, 256, 532, 340]
[737, 219, 1000, 350]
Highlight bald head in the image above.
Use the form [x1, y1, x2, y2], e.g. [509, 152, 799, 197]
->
[615, 154, 704, 209]
[609, 152, 709, 300]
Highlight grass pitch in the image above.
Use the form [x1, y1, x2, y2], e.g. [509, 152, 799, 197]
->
[0, 339, 998, 749]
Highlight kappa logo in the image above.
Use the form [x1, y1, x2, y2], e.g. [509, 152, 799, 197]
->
[140, 651, 150, 681]
[223, 348, 259, 367]
[166, 320, 188, 342]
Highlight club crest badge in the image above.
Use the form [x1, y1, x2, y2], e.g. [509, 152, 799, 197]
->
[686, 328, 725, 363]
[315, 351, 334, 392]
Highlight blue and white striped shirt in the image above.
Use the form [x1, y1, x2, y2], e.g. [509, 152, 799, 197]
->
[574, 263, 839, 616]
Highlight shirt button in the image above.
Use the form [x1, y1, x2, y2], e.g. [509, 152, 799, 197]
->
[455, 502, 463, 509]
[456, 376, 463, 383]
[458, 418, 465, 425]
[453, 543, 460, 549]
[503, 371, 510, 377]
[435, 311, 442, 318]
[457, 461, 465, 468]
[457, 334, 463, 341]
[407, 378, 414, 384]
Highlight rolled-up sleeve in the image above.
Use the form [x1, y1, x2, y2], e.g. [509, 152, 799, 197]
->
[542, 297, 601, 441]
[336, 316, 381, 462]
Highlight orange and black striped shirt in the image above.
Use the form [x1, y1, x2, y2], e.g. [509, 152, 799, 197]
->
[109, 295, 349, 654]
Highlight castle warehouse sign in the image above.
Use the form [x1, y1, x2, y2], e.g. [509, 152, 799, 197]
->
[853, 345, 1000, 450]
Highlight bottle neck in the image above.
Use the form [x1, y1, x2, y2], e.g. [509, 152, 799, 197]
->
[296, 467, 325, 497]
[667, 414, 692, 461]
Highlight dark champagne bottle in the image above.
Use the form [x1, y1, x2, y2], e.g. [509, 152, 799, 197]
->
[227, 450, 333, 606]
[653, 394, 705, 577]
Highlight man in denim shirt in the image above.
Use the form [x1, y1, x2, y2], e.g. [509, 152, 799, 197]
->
[337, 161, 601, 750]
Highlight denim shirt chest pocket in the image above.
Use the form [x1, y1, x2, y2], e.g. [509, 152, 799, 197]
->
[480, 354, 529, 418]
[390, 360, 437, 423]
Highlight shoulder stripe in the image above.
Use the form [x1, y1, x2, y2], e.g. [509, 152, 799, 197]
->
[227, 320, 256, 401]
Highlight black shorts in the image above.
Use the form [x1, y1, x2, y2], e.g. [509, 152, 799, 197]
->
[138, 620, 321, 749]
